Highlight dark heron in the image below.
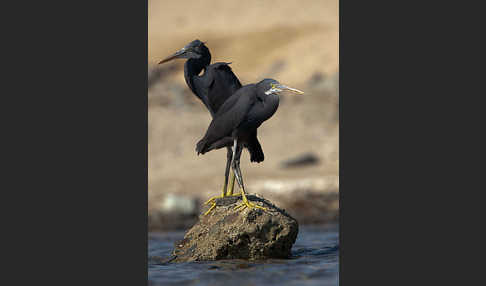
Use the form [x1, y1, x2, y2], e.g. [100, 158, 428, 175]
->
[158, 40, 264, 210]
[196, 79, 304, 213]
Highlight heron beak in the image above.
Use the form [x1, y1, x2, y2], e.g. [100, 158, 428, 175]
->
[276, 84, 305, 95]
[158, 48, 187, 64]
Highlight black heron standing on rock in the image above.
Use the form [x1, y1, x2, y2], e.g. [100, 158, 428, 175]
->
[158, 40, 265, 212]
[196, 79, 304, 213]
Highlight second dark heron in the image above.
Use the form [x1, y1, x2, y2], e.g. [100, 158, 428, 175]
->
[158, 40, 265, 211]
[196, 79, 304, 214]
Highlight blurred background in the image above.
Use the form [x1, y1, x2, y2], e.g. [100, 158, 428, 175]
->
[148, 0, 339, 231]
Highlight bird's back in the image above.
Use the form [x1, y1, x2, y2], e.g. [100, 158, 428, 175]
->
[195, 83, 266, 163]
[194, 62, 242, 117]
[195, 84, 257, 153]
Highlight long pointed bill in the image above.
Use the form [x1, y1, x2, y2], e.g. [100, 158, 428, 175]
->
[276, 84, 305, 95]
[158, 48, 186, 65]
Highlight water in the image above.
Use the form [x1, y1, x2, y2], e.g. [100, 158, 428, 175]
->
[149, 224, 339, 286]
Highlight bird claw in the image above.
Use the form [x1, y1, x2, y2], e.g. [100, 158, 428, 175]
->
[203, 203, 217, 216]
[204, 195, 222, 205]
[205, 193, 242, 205]
[234, 200, 268, 212]
[203, 192, 244, 216]
[205, 195, 267, 215]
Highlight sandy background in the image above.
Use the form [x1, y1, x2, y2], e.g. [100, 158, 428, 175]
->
[148, 0, 339, 217]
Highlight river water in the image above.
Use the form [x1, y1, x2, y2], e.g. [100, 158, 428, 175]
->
[149, 224, 339, 286]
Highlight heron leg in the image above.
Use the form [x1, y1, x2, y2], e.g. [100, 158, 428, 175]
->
[204, 147, 241, 216]
[227, 170, 236, 195]
[226, 144, 237, 196]
[224, 147, 241, 198]
[204, 147, 240, 206]
[232, 140, 268, 212]
[223, 147, 232, 195]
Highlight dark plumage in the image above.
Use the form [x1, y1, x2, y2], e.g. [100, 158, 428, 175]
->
[160, 40, 304, 213]
[159, 40, 240, 116]
[195, 79, 304, 208]
[158, 40, 264, 201]
[196, 79, 280, 156]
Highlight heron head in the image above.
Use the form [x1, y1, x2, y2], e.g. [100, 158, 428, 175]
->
[158, 39, 209, 64]
[260, 79, 304, 96]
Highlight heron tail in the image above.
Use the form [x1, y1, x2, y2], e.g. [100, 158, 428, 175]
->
[195, 139, 208, 155]
[196, 137, 233, 155]
[248, 137, 264, 163]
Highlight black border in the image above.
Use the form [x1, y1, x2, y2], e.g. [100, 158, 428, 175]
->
[4, 0, 479, 284]
[4, 1, 148, 285]
[339, 0, 481, 284]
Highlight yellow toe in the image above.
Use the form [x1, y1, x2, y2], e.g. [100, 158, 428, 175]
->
[204, 203, 216, 216]
[234, 199, 267, 212]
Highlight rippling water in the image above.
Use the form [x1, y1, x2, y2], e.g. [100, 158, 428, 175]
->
[149, 224, 339, 286]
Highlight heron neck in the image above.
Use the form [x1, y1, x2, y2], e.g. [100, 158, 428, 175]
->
[267, 92, 280, 103]
[184, 53, 211, 93]
[260, 91, 279, 114]
[268, 92, 280, 112]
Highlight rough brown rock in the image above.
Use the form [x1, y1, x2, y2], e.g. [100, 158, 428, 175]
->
[171, 195, 299, 262]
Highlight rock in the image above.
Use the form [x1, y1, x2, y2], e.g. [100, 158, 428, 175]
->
[148, 211, 197, 231]
[249, 177, 338, 195]
[306, 71, 339, 97]
[248, 177, 339, 225]
[148, 194, 200, 231]
[171, 195, 298, 262]
[160, 193, 198, 215]
[261, 59, 286, 77]
[282, 191, 339, 224]
[307, 72, 326, 86]
[148, 211, 199, 232]
[280, 152, 320, 168]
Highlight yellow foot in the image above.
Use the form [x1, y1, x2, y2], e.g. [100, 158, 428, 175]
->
[204, 195, 223, 206]
[203, 203, 216, 216]
[203, 194, 243, 216]
[234, 198, 268, 212]
[204, 193, 242, 205]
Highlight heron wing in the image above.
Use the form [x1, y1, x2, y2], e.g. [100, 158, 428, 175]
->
[206, 62, 242, 91]
[196, 85, 256, 154]
[194, 62, 242, 117]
